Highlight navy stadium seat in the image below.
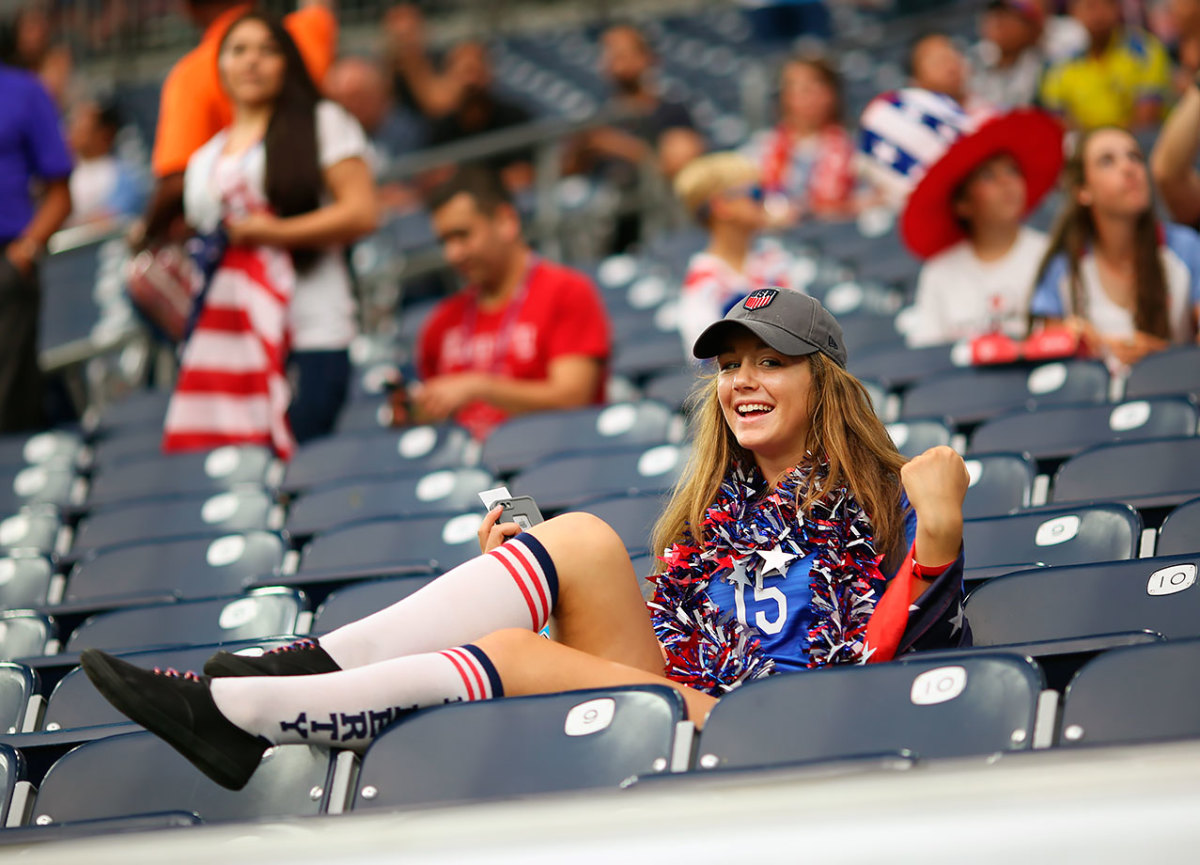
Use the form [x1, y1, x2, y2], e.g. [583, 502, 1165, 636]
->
[285, 469, 495, 538]
[965, 554, 1200, 646]
[578, 493, 668, 555]
[39, 640, 297, 735]
[848, 343, 957, 390]
[643, 368, 703, 411]
[91, 391, 171, 435]
[1059, 639, 1200, 748]
[900, 361, 1109, 427]
[860, 378, 889, 418]
[0, 613, 52, 660]
[629, 553, 659, 601]
[0, 743, 23, 826]
[1158, 496, 1200, 556]
[1124, 345, 1200, 400]
[86, 446, 274, 507]
[0, 509, 60, 556]
[353, 686, 685, 810]
[65, 589, 302, 653]
[0, 663, 35, 734]
[71, 489, 275, 553]
[396, 296, 441, 346]
[63, 532, 286, 606]
[30, 731, 332, 825]
[834, 312, 904, 355]
[970, 398, 1199, 462]
[481, 402, 675, 476]
[311, 576, 437, 634]
[885, 419, 952, 459]
[333, 399, 393, 434]
[282, 426, 471, 492]
[961, 504, 1141, 579]
[39, 239, 103, 349]
[1051, 437, 1200, 509]
[0, 556, 54, 610]
[0, 431, 83, 469]
[696, 654, 1042, 770]
[961, 453, 1035, 519]
[611, 339, 689, 383]
[292, 513, 484, 583]
[512, 444, 688, 511]
[0, 465, 77, 513]
[89, 428, 166, 468]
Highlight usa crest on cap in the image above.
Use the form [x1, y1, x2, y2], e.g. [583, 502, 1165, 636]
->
[743, 289, 778, 311]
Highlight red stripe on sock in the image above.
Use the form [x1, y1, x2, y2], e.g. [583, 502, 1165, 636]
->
[449, 647, 488, 700]
[488, 548, 541, 629]
[507, 542, 550, 626]
[439, 649, 477, 700]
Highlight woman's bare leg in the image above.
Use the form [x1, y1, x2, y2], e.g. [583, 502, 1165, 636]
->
[315, 512, 663, 675]
[80, 517, 702, 788]
[475, 628, 717, 725]
[521, 512, 664, 675]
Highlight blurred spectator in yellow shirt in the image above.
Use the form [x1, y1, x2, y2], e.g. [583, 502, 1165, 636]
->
[1040, 0, 1171, 129]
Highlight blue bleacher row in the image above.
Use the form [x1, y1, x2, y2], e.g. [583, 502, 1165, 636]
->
[15, 0, 1200, 843]
[0, 637, 1198, 834]
[0, 326, 1195, 833]
[2, 327, 1200, 608]
[2, 336, 1199, 604]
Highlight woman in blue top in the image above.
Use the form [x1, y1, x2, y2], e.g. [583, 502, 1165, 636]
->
[80, 292, 970, 791]
[1030, 127, 1200, 371]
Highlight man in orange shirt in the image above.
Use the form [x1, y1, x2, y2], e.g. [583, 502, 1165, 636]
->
[137, 0, 337, 247]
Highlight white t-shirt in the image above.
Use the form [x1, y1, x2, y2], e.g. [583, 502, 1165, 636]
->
[1030, 223, 1200, 346]
[905, 227, 1048, 347]
[183, 100, 367, 350]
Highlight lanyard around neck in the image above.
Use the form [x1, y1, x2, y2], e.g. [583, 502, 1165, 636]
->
[460, 255, 538, 373]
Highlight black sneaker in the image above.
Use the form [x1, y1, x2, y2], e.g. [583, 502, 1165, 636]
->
[80, 649, 270, 791]
[203, 638, 342, 678]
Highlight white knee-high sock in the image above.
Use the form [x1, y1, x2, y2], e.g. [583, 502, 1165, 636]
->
[317, 533, 558, 669]
[211, 644, 503, 750]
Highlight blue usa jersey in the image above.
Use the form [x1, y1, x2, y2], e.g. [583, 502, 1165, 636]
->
[703, 497, 960, 670]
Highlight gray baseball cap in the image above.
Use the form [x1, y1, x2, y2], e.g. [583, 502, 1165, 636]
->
[692, 289, 848, 368]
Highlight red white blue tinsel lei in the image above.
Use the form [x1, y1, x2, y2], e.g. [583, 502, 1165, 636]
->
[648, 458, 888, 696]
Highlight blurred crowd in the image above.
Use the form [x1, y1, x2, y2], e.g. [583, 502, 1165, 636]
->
[9, 0, 1200, 231]
[2, 0, 1200, 443]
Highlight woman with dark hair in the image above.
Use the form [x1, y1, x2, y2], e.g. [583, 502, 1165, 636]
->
[1030, 127, 1200, 370]
[168, 13, 378, 455]
[740, 56, 860, 224]
[82, 293, 970, 792]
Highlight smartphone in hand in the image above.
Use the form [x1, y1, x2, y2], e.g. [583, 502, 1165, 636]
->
[496, 495, 545, 530]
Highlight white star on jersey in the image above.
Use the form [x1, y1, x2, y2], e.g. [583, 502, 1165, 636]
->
[756, 545, 796, 583]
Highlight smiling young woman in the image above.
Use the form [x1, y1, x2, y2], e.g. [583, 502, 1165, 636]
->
[82, 292, 972, 792]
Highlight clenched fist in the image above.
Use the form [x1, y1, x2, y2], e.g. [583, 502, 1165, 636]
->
[901, 445, 969, 569]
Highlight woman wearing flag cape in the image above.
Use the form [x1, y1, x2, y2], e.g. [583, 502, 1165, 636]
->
[82, 292, 970, 791]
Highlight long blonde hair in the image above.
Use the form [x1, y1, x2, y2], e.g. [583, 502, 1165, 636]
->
[650, 352, 908, 572]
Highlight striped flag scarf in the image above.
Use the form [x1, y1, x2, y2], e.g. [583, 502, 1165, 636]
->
[163, 183, 296, 459]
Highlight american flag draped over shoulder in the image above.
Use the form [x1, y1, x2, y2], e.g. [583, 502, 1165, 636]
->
[163, 180, 296, 460]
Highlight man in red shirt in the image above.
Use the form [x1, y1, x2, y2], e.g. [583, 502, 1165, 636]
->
[415, 168, 611, 438]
